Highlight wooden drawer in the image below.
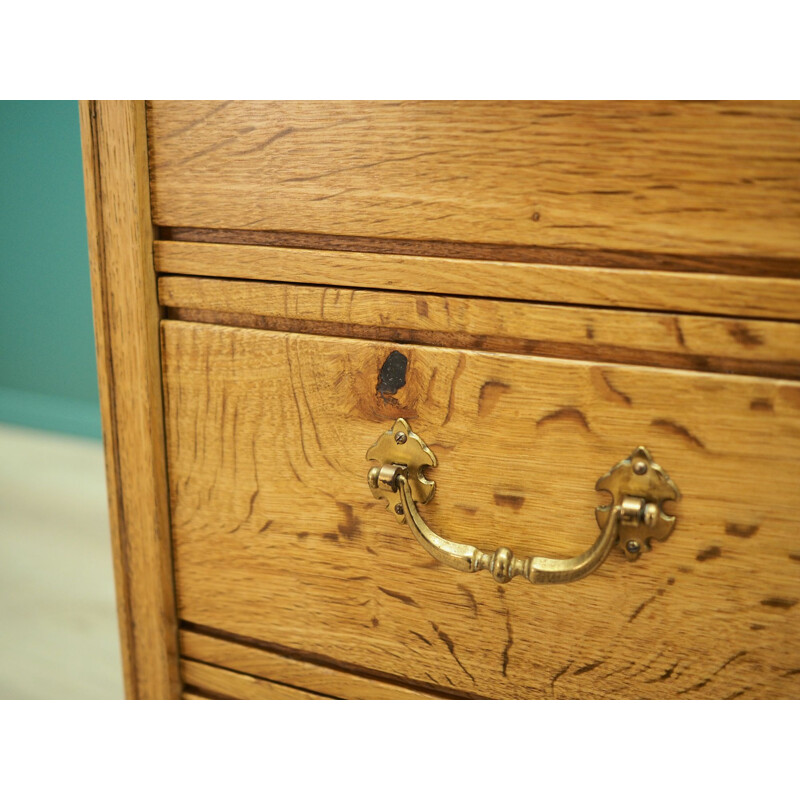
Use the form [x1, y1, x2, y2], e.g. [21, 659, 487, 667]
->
[161, 317, 800, 699]
[147, 101, 800, 269]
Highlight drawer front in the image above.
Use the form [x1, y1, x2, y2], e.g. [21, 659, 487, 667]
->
[162, 320, 800, 699]
[148, 101, 800, 269]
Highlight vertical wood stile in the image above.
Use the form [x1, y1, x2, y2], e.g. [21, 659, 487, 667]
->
[79, 100, 179, 699]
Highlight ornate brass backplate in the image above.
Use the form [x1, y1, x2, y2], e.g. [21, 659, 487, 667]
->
[596, 446, 680, 561]
[366, 418, 681, 585]
[366, 418, 436, 522]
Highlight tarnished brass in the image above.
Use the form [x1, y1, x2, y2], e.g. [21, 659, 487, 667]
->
[366, 419, 680, 585]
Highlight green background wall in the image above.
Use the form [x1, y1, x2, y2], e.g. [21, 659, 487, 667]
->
[0, 101, 101, 439]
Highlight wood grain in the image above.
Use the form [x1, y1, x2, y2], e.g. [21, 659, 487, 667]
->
[158, 225, 800, 279]
[147, 101, 800, 264]
[158, 276, 800, 380]
[180, 628, 440, 699]
[154, 241, 800, 321]
[162, 322, 800, 699]
[181, 659, 329, 699]
[80, 101, 180, 699]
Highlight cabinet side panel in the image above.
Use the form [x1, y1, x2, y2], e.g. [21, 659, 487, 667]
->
[80, 100, 179, 699]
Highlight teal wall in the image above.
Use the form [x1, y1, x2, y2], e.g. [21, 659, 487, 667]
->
[0, 101, 101, 439]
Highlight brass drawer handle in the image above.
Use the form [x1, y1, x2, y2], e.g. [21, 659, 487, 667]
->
[366, 419, 680, 585]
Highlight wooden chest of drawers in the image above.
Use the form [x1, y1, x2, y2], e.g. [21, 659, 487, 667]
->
[81, 101, 800, 699]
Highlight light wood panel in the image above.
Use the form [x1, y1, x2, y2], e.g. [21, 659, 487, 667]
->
[158, 276, 800, 380]
[154, 241, 800, 321]
[80, 101, 180, 699]
[181, 659, 328, 699]
[147, 101, 800, 265]
[180, 628, 440, 699]
[162, 322, 800, 699]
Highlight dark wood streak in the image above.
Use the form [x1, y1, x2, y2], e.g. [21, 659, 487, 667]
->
[336, 502, 361, 540]
[443, 355, 466, 426]
[629, 595, 657, 622]
[574, 660, 604, 675]
[645, 661, 680, 683]
[550, 662, 573, 698]
[650, 418, 706, 449]
[410, 630, 433, 646]
[501, 609, 513, 678]
[761, 597, 798, 609]
[672, 317, 686, 348]
[630, 650, 666, 677]
[677, 650, 748, 696]
[457, 585, 479, 617]
[377, 586, 419, 607]
[725, 522, 759, 538]
[478, 381, 510, 417]
[536, 407, 591, 431]
[696, 545, 722, 562]
[599, 661, 635, 680]
[226, 488, 259, 534]
[599, 371, 632, 405]
[493, 493, 526, 510]
[430, 622, 475, 683]
[728, 321, 764, 347]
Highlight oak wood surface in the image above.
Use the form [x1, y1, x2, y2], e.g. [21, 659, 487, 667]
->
[162, 321, 800, 699]
[154, 241, 800, 321]
[80, 101, 180, 699]
[158, 225, 800, 279]
[180, 628, 439, 699]
[181, 659, 328, 699]
[158, 276, 800, 380]
[147, 101, 800, 264]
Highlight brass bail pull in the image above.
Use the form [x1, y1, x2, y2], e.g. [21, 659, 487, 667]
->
[366, 418, 680, 586]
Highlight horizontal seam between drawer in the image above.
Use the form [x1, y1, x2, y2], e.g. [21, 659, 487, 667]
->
[161, 306, 800, 382]
[182, 683, 235, 700]
[180, 620, 481, 700]
[181, 655, 339, 699]
[157, 226, 800, 280]
[155, 269, 800, 326]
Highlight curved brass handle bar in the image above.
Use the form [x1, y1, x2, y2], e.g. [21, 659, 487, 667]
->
[397, 474, 624, 585]
[366, 418, 680, 587]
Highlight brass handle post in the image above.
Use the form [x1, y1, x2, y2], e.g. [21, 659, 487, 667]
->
[366, 418, 680, 586]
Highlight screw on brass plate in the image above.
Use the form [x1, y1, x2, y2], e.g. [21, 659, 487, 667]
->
[625, 539, 642, 555]
[395, 431, 408, 445]
[633, 459, 648, 475]
[394, 503, 404, 515]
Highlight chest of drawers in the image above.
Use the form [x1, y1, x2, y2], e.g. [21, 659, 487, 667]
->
[81, 101, 800, 699]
